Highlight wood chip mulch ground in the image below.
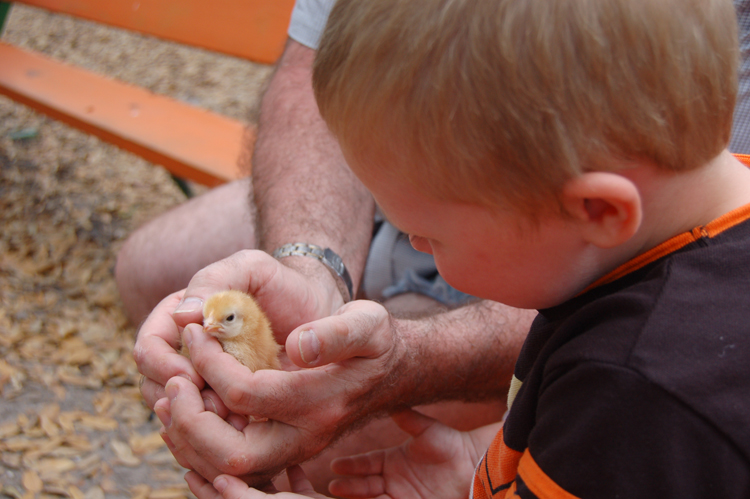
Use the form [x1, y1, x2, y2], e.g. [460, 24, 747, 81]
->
[1, 5, 272, 498]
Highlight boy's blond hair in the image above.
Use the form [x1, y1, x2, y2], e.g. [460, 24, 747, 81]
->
[313, 0, 738, 215]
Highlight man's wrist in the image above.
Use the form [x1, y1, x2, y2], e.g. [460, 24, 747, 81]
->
[344, 310, 411, 422]
[273, 243, 354, 303]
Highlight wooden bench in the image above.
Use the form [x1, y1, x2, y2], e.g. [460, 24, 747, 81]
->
[0, 0, 294, 187]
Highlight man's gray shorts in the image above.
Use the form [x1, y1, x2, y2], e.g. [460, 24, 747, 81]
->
[362, 220, 475, 306]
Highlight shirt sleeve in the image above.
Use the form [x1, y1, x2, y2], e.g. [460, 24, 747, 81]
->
[519, 361, 748, 498]
[287, 0, 337, 50]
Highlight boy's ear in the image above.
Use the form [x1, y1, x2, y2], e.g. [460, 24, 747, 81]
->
[561, 172, 642, 249]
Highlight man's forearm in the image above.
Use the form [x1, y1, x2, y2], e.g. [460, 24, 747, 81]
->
[251, 40, 375, 292]
[379, 301, 535, 411]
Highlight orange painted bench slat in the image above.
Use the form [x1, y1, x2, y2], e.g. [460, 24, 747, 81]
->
[0, 41, 247, 186]
[14, 0, 295, 64]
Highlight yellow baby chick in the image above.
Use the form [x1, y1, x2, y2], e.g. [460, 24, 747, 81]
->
[200, 290, 281, 371]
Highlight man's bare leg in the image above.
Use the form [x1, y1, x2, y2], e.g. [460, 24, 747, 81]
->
[115, 178, 255, 325]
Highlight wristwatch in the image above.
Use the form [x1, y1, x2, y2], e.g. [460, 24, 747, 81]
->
[272, 243, 354, 303]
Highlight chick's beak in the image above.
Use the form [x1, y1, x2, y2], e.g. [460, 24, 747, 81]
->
[203, 320, 221, 335]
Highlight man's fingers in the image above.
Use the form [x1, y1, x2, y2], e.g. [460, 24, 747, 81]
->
[158, 426, 193, 470]
[164, 375, 300, 481]
[185, 471, 224, 499]
[213, 475, 269, 499]
[285, 301, 394, 367]
[181, 322, 225, 362]
[171, 251, 262, 328]
[196, 358, 347, 437]
[183, 324, 278, 416]
[390, 409, 437, 438]
[172, 250, 283, 329]
[153, 398, 194, 470]
[136, 290, 184, 349]
[200, 388, 231, 420]
[134, 341, 200, 391]
[142, 376, 226, 417]
[134, 290, 204, 390]
[159, 377, 236, 480]
[187, 301, 396, 431]
[140, 377, 166, 410]
[185, 324, 322, 427]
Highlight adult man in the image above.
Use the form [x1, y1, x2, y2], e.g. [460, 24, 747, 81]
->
[126, 0, 533, 490]
[124, 0, 750, 491]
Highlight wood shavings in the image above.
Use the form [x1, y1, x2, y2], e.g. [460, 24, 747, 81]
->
[68, 485, 86, 499]
[129, 432, 166, 456]
[0, 359, 25, 392]
[101, 477, 119, 494]
[34, 457, 77, 478]
[92, 391, 114, 415]
[22, 470, 43, 493]
[111, 440, 141, 467]
[84, 486, 105, 499]
[145, 451, 183, 466]
[74, 454, 101, 477]
[0, 3, 270, 496]
[2, 453, 22, 470]
[77, 415, 119, 432]
[0, 420, 20, 439]
[130, 485, 151, 499]
[147, 488, 192, 499]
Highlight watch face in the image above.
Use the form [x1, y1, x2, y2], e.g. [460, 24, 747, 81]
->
[324, 249, 343, 271]
[323, 248, 353, 301]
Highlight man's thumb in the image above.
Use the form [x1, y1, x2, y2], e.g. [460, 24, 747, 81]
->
[285, 301, 393, 367]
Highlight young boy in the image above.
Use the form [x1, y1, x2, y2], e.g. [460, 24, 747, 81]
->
[187, 0, 750, 497]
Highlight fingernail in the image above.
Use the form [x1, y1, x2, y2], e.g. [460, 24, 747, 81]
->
[174, 297, 203, 314]
[298, 329, 320, 364]
[182, 327, 193, 348]
[166, 381, 179, 400]
[160, 427, 175, 449]
[155, 406, 172, 428]
[213, 476, 228, 493]
[203, 397, 217, 414]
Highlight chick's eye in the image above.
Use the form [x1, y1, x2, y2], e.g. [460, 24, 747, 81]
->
[225, 314, 235, 322]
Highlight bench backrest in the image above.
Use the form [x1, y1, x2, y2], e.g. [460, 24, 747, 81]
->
[12, 0, 294, 64]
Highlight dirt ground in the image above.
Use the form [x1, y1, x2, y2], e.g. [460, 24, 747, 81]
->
[0, 5, 272, 498]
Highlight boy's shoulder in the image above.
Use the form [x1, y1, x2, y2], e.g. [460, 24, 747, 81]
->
[545, 204, 750, 367]
[507, 217, 750, 496]
[535, 209, 750, 443]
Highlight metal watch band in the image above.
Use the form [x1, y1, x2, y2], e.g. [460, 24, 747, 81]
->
[272, 243, 354, 303]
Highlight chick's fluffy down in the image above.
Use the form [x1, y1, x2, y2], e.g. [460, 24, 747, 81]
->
[182, 290, 281, 371]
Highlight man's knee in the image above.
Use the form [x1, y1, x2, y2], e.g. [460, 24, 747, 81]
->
[115, 228, 157, 325]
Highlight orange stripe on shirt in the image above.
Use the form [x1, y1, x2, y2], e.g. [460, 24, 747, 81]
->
[517, 450, 581, 499]
[734, 153, 750, 167]
[580, 201, 750, 293]
[581, 153, 750, 293]
[473, 428, 523, 498]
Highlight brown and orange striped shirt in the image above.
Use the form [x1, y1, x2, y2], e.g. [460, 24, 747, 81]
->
[472, 155, 750, 498]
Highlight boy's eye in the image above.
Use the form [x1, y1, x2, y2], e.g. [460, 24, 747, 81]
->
[225, 314, 235, 322]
